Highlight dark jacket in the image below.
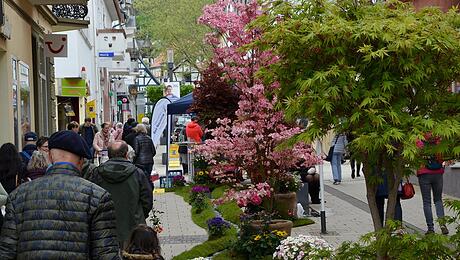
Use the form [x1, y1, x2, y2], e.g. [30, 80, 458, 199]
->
[125, 131, 138, 148]
[0, 163, 120, 259]
[25, 168, 46, 180]
[133, 134, 155, 165]
[20, 144, 37, 177]
[90, 158, 153, 244]
[79, 124, 98, 148]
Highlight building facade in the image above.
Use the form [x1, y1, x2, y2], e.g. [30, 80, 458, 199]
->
[54, 0, 124, 129]
[0, 0, 89, 147]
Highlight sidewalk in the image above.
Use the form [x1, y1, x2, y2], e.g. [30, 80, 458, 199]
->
[148, 145, 206, 260]
[149, 146, 459, 256]
[294, 161, 458, 248]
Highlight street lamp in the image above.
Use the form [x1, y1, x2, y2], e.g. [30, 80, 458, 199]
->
[167, 49, 174, 82]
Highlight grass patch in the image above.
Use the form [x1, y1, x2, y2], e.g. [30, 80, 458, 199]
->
[212, 249, 247, 260]
[165, 187, 176, 192]
[211, 185, 229, 199]
[172, 228, 238, 260]
[293, 218, 315, 227]
[217, 201, 242, 225]
[192, 202, 216, 229]
[174, 186, 191, 203]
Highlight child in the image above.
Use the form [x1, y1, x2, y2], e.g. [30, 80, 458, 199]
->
[123, 225, 164, 260]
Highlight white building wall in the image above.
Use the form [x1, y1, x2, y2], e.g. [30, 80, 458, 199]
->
[54, 0, 122, 125]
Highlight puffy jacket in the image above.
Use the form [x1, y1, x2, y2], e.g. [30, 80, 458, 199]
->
[185, 121, 203, 143]
[0, 163, 120, 259]
[133, 134, 155, 165]
[90, 158, 153, 244]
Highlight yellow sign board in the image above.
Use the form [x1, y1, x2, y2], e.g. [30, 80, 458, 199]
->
[86, 100, 96, 119]
[168, 143, 181, 168]
[137, 113, 145, 124]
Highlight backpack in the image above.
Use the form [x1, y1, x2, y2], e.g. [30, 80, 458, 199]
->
[422, 140, 443, 170]
[426, 156, 443, 170]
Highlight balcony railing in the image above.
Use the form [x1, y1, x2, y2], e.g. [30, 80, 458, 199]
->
[52, 4, 88, 19]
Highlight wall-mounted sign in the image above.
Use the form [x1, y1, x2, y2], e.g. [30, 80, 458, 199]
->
[60, 78, 86, 97]
[44, 34, 68, 57]
[86, 99, 96, 118]
[99, 52, 114, 57]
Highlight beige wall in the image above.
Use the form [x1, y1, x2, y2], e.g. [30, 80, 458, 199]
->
[0, 0, 53, 147]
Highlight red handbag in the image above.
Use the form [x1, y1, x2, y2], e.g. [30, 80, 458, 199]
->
[401, 179, 415, 200]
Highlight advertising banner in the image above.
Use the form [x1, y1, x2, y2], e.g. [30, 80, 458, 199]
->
[151, 97, 171, 147]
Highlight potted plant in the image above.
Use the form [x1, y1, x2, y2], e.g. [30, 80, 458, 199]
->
[215, 182, 294, 236]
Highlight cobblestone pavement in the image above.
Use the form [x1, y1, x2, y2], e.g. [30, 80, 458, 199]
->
[149, 146, 459, 257]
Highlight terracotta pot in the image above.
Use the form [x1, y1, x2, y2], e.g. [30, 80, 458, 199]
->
[248, 219, 293, 236]
[272, 192, 297, 219]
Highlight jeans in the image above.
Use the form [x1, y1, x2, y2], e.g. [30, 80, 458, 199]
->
[331, 153, 343, 182]
[376, 195, 402, 226]
[418, 174, 445, 230]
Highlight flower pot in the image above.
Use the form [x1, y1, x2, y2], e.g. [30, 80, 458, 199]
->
[248, 219, 293, 236]
[271, 192, 298, 219]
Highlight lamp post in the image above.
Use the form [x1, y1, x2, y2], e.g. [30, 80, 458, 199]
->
[167, 49, 174, 82]
[129, 84, 138, 120]
[316, 139, 327, 234]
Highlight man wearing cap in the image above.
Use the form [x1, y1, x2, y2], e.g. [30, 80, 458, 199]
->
[0, 130, 120, 259]
[20, 132, 38, 167]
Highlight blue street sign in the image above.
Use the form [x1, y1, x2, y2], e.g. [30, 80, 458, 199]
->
[98, 52, 114, 57]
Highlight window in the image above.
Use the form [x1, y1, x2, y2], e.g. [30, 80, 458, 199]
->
[19, 61, 31, 137]
[11, 58, 19, 146]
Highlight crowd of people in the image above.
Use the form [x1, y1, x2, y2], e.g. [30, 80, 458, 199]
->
[0, 116, 163, 259]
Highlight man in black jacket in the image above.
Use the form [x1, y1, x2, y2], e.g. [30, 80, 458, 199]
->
[0, 130, 120, 259]
[90, 140, 153, 246]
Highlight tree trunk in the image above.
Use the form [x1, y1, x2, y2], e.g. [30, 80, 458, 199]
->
[362, 160, 383, 231]
[384, 160, 403, 227]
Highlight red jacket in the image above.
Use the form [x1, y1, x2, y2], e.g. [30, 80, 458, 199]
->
[416, 138, 444, 176]
[186, 121, 203, 143]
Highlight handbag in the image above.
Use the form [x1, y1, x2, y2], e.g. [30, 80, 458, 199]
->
[401, 179, 415, 200]
[325, 137, 339, 162]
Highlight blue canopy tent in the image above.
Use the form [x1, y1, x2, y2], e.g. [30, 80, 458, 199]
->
[167, 92, 193, 115]
[165, 92, 194, 176]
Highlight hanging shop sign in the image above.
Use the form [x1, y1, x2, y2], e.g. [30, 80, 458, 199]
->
[86, 99, 96, 119]
[60, 78, 86, 97]
[44, 34, 68, 57]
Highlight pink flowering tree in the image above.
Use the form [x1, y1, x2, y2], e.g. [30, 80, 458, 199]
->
[195, 0, 321, 189]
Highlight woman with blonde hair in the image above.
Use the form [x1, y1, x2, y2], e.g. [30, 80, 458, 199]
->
[26, 151, 49, 180]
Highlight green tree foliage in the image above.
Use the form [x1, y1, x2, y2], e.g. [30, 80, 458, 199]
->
[254, 0, 460, 232]
[180, 84, 194, 97]
[135, 0, 213, 69]
[146, 85, 164, 104]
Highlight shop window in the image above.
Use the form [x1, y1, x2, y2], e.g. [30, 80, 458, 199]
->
[19, 61, 31, 138]
[11, 58, 18, 146]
